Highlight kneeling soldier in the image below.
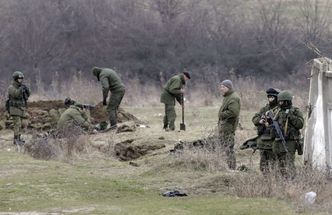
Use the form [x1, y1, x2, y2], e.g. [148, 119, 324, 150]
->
[57, 98, 94, 133]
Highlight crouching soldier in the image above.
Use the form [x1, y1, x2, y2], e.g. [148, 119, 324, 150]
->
[57, 98, 94, 134]
[271, 90, 304, 179]
[7, 71, 30, 145]
[252, 88, 279, 175]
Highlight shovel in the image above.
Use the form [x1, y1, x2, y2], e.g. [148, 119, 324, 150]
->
[180, 94, 186, 131]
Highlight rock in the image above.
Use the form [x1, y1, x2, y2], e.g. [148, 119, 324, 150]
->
[116, 121, 136, 133]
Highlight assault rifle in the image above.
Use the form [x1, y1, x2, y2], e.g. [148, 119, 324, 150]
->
[81, 104, 96, 110]
[266, 111, 289, 153]
[21, 84, 30, 106]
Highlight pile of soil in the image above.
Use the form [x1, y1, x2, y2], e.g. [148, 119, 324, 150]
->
[114, 139, 165, 161]
[0, 100, 142, 131]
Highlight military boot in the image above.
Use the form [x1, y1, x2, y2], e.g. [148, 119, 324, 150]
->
[13, 135, 25, 145]
[163, 123, 168, 130]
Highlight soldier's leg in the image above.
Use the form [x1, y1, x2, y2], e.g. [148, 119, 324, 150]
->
[166, 105, 176, 130]
[285, 152, 296, 179]
[267, 149, 277, 173]
[163, 104, 168, 129]
[12, 116, 22, 144]
[260, 150, 269, 174]
[223, 133, 236, 170]
[276, 152, 287, 178]
[107, 90, 125, 127]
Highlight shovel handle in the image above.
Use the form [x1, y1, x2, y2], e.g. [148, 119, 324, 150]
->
[182, 94, 184, 124]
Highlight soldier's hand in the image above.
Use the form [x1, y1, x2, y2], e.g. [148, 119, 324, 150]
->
[259, 119, 265, 124]
[180, 89, 184, 94]
[265, 110, 273, 118]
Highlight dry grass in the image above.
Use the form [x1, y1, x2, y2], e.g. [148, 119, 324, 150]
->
[24, 126, 92, 161]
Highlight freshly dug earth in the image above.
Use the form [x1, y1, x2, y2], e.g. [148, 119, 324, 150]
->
[114, 139, 166, 161]
[0, 100, 142, 131]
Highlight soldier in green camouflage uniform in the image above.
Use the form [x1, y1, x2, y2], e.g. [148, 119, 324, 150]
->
[57, 98, 93, 132]
[7, 71, 30, 145]
[252, 88, 279, 175]
[272, 90, 304, 178]
[92, 67, 125, 129]
[160, 72, 191, 131]
[218, 80, 241, 170]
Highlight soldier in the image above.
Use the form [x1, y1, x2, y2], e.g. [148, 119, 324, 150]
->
[218, 80, 241, 170]
[7, 71, 30, 145]
[57, 98, 94, 133]
[252, 88, 279, 175]
[160, 71, 191, 131]
[92, 67, 125, 129]
[271, 90, 304, 179]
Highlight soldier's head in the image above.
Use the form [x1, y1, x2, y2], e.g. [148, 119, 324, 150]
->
[219, 80, 233, 96]
[13, 71, 24, 83]
[183, 71, 191, 81]
[64, 97, 75, 107]
[277, 90, 293, 108]
[266, 88, 279, 105]
[92, 67, 102, 81]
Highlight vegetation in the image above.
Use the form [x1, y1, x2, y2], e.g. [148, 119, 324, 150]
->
[0, 0, 331, 92]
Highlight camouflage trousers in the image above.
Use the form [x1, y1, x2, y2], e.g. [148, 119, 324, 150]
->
[275, 152, 296, 179]
[218, 132, 236, 170]
[163, 104, 176, 130]
[12, 115, 22, 137]
[259, 149, 276, 175]
[107, 89, 125, 127]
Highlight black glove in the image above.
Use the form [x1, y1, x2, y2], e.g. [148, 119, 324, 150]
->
[103, 99, 107, 106]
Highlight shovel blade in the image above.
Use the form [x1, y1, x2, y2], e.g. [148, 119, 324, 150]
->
[180, 123, 186, 131]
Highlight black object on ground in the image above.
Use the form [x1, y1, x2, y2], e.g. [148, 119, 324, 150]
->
[162, 190, 187, 197]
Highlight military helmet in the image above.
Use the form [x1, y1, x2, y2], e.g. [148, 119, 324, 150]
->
[278, 90, 293, 101]
[64, 97, 75, 106]
[266, 88, 279, 97]
[12, 71, 24, 80]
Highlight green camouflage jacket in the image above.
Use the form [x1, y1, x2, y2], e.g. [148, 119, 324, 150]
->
[57, 105, 92, 130]
[252, 103, 278, 149]
[272, 106, 304, 153]
[7, 81, 30, 117]
[93, 68, 125, 101]
[160, 74, 185, 105]
[218, 90, 241, 134]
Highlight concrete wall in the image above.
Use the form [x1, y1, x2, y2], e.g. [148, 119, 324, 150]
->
[304, 58, 332, 173]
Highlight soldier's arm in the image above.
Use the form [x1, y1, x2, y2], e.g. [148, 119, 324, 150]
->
[288, 109, 304, 129]
[100, 75, 110, 101]
[8, 86, 22, 99]
[220, 98, 240, 120]
[252, 107, 266, 126]
[72, 110, 91, 130]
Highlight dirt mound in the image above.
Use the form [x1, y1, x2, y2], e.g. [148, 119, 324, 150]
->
[114, 139, 165, 161]
[90, 102, 142, 124]
[0, 100, 142, 131]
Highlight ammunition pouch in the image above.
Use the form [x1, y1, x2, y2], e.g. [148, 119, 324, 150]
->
[260, 134, 273, 140]
[9, 100, 26, 108]
[296, 139, 303, 155]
